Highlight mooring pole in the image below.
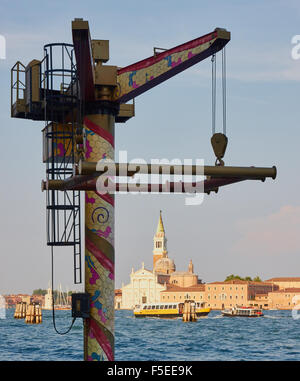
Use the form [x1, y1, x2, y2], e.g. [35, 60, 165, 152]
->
[83, 113, 115, 361]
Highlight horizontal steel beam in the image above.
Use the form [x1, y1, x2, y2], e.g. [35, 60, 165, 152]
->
[41, 174, 96, 191]
[78, 161, 277, 180]
[42, 176, 260, 194]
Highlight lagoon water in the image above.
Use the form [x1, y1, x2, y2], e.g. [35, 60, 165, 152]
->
[1, 309, 300, 361]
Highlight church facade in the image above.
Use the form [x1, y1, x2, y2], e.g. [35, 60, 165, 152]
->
[120, 263, 166, 309]
[120, 211, 202, 309]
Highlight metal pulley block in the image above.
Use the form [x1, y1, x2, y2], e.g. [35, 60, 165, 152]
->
[211, 133, 228, 166]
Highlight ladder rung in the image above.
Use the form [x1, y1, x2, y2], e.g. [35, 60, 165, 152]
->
[47, 205, 76, 210]
[47, 242, 77, 246]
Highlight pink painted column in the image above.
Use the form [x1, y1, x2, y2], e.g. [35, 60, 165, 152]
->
[83, 114, 115, 361]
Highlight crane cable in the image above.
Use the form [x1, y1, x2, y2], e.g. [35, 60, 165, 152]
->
[211, 47, 227, 136]
[211, 53, 216, 135]
[222, 47, 227, 136]
[211, 48, 228, 166]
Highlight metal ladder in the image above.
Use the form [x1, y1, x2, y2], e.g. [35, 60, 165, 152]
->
[42, 43, 82, 284]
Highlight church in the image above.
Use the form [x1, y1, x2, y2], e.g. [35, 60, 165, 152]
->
[120, 211, 203, 309]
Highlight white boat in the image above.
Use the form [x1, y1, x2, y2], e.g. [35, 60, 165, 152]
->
[222, 305, 263, 317]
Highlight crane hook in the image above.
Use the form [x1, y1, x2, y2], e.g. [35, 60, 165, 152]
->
[211, 132, 228, 166]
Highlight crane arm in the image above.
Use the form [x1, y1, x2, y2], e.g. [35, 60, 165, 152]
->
[114, 28, 230, 103]
[71, 19, 230, 105]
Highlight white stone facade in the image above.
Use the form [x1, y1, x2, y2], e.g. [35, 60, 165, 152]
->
[121, 264, 166, 309]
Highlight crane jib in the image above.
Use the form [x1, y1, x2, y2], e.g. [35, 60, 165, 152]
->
[115, 29, 230, 103]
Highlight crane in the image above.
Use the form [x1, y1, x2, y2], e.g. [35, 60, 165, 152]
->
[10, 19, 276, 361]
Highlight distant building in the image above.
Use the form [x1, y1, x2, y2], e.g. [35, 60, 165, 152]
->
[168, 260, 200, 288]
[44, 288, 53, 309]
[161, 284, 205, 303]
[121, 263, 166, 309]
[267, 288, 300, 310]
[120, 211, 204, 309]
[120, 212, 300, 311]
[152, 211, 174, 275]
[4, 294, 31, 307]
[265, 277, 300, 290]
[204, 280, 278, 310]
[114, 289, 122, 310]
[252, 293, 270, 309]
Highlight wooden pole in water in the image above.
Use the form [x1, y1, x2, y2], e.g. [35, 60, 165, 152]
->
[183, 301, 187, 322]
[25, 304, 30, 323]
[191, 301, 197, 322]
[14, 303, 20, 319]
[35, 304, 38, 324]
[183, 300, 197, 322]
[21, 302, 26, 319]
[36, 304, 42, 324]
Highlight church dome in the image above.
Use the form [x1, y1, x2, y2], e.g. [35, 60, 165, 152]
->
[154, 256, 176, 274]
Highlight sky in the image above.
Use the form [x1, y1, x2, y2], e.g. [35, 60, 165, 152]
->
[0, 0, 300, 294]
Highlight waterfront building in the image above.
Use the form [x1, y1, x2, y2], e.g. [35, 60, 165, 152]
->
[4, 294, 31, 307]
[44, 288, 52, 309]
[250, 293, 270, 309]
[267, 288, 300, 310]
[160, 284, 205, 303]
[204, 280, 278, 310]
[121, 212, 300, 310]
[265, 277, 300, 290]
[114, 289, 122, 310]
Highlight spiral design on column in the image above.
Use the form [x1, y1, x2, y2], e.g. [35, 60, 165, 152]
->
[91, 207, 109, 224]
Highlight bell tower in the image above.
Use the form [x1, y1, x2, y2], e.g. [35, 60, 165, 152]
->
[153, 210, 168, 269]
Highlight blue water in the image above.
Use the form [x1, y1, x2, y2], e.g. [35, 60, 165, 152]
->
[1, 309, 300, 361]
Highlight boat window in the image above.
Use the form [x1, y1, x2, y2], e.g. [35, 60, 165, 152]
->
[159, 305, 164, 309]
[173, 305, 177, 309]
[155, 306, 159, 309]
[168, 305, 172, 309]
[151, 306, 155, 309]
[164, 305, 168, 309]
[143, 306, 147, 309]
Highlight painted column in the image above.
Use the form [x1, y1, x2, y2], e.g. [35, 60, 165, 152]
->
[83, 113, 115, 361]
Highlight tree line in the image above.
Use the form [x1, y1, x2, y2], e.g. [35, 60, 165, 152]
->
[224, 274, 262, 282]
[32, 289, 74, 297]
